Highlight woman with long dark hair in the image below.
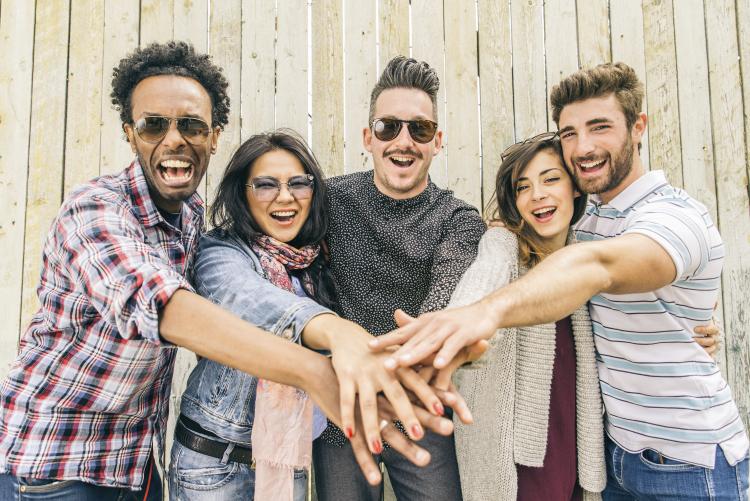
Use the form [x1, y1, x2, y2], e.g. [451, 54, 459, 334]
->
[168, 130, 452, 501]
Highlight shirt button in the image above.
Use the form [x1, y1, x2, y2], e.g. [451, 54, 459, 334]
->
[20, 486, 26, 492]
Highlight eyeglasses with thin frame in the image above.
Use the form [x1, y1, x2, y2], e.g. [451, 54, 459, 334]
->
[500, 131, 559, 161]
[246, 174, 315, 202]
[371, 118, 438, 144]
[133, 115, 212, 145]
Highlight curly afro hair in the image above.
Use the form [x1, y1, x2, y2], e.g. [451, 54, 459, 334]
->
[111, 41, 230, 130]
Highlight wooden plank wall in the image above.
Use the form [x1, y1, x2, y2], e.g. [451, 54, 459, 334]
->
[1, 0, 749, 497]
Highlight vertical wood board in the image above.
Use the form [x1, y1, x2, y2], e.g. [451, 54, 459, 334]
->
[642, 0, 682, 186]
[20, 0, 70, 347]
[576, 0, 611, 68]
[411, 0, 447, 188]
[276, 1, 309, 135]
[0, 0, 35, 377]
[377, 0, 409, 70]
[64, 0, 105, 195]
[443, 0, 480, 208]
[477, 0, 514, 210]
[510, 0, 547, 139]
[140, 0, 175, 45]
[312, 0, 345, 177]
[343, 0, 376, 174]
[544, 0, 579, 131]
[704, 0, 750, 428]
[240, 0, 276, 138]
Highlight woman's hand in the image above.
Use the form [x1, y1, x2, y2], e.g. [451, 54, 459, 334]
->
[303, 354, 454, 485]
[694, 314, 722, 358]
[302, 314, 445, 454]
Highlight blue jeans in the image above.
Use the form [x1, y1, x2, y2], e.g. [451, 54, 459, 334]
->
[0, 468, 161, 501]
[168, 439, 308, 501]
[604, 435, 749, 500]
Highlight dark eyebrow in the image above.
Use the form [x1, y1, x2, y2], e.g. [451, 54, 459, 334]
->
[518, 167, 562, 182]
[586, 117, 613, 126]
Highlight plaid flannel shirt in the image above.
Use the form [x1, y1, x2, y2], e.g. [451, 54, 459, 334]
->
[0, 160, 203, 488]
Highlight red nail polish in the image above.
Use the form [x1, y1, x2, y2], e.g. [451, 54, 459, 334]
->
[411, 424, 423, 439]
[372, 440, 383, 454]
[345, 426, 354, 439]
[433, 402, 445, 416]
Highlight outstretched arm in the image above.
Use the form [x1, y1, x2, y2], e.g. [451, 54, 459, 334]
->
[372, 233, 678, 368]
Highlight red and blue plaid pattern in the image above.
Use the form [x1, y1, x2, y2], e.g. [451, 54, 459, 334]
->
[0, 161, 203, 488]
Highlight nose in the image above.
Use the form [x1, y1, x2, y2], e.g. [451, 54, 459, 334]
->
[530, 182, 548, 201]
[160, 120, 187, 150]
[275, 182, 295, 202]
[573, 130, 595, 158]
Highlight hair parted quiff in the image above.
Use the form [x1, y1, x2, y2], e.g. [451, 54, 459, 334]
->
[369, 56, 440, 124]
[111, 41, 230, 130]
[550, 62, 644, 129]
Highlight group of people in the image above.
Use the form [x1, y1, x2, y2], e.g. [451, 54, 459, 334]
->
[0, 40, 745, 501]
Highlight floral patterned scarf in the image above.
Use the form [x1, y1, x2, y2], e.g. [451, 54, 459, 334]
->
[250, 234, 319, 501]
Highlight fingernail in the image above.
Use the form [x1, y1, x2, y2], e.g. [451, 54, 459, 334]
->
[435, 356, 445, 367]
[400, 353, 412, 362]
[345, 426, 354, 439]
[368, 471, 381, 484]
[433, 402, 445, 416]
[371, 439, 383, 454]
[384, 358, 397, 370]
[416, 449, 430, 463]
[368, 339, 378, 347]
[411, 424, 423, 439]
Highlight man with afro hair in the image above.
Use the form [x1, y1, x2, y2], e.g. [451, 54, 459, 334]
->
[0, 41, 438, 499]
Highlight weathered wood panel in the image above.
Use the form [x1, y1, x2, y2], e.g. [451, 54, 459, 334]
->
[412, 0, 447, 188]
[343, 0, 376, 174]
[576, 0, 611, 68]
[511, 0, 547, 139]
[64, 0, 105, 194]
[544, 0, 579, 130]
[642, 0, 683, 186]
[705, 0, 750, 428]
[276, 1, 309, 136]
[443, 0, 481, 208]
[240, 0, 276, 138]
[377, 0, 409, 70]
[0, 0, 35, 375]
[609, 0, 651, 168]
[99, 0, 139, 177]
[477, 0, 514, 212]
[20, 0, 70, 343]
[140, 0, 174, 45]
[673, 0, 726, 370]
[312, 0, 345, 177]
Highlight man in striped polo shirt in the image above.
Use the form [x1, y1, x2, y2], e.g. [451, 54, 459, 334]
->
[374, 62, 749, 499]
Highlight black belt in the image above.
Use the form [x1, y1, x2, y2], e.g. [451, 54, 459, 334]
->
[175, 417, 254, 466]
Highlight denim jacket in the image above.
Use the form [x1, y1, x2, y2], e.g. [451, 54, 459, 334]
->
[178, 228, 330, 445]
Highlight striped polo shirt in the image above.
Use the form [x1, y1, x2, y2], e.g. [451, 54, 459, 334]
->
[575, 170, 748, 468]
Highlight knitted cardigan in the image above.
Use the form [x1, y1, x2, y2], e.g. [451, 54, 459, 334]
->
[451, 228, 606, 501]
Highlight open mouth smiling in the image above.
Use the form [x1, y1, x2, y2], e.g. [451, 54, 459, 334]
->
[531, 206, 557, 222]
[577, 158, 606, 173]
[388, 154, 416, 168]
[158, 159, 194, 185]
[270, 210, 297, 224]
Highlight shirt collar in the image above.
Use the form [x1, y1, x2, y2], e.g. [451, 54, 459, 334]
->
[590, 170, 668, 212]
[126, 159, 204, 229]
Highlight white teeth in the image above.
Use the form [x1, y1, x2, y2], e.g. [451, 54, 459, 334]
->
[161, 159, 191, 168]
[272, 211, 296, 217]
[532, 207, 555, 216]
[579, 159, 604, 169]
[391, 156, 413, 162]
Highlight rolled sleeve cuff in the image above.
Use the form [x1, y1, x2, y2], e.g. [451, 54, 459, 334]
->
[123, 271, 195, 346]
[267, 299, 334, 345]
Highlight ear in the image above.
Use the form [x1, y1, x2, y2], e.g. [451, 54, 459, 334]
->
[363, 126, 373, 152]
[631, 112, 647, 148]
[210, 126, 221, 154]
[432, 130, 443, 156]
[123, 123, 138, 153]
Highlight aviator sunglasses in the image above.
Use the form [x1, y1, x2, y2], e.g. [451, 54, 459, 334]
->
[371, 118, 438, 144]
[246, 174, 315, 202]
[133, 115, 212, 145]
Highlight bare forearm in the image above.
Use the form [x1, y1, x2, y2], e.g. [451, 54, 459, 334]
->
[482, 243, 611, 329]
[160, 289, 326, 392]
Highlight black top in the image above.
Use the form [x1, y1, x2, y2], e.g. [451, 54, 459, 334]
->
[319, 170, 486, 446]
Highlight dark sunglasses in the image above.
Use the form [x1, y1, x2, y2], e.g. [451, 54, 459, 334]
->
[133, 116, 212, 145]
[371, 118, 438, 144]
[500, 131, 559, 161]
[246, 174, 315, 202]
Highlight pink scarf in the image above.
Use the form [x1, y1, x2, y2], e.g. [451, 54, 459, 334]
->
[250, 235, 319, 501]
